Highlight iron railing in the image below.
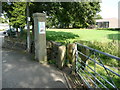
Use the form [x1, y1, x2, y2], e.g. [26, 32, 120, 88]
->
[74, 43, 120, 89]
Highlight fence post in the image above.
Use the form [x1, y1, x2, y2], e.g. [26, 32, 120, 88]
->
[79, 46, 89, 70]
[67, 43, 76, 74]
[72, 43, 77, 74]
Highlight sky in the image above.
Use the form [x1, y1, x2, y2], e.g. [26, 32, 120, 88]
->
[99, 0, 120, 18]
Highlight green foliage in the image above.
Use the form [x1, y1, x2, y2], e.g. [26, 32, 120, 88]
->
[46, 30, 79, 44]
[77, 40, 118, 56]
[2, 2, 26, 28]
[18, 29, 27, 41]
[47, 2, 101, 28]
[9, 2, 27, 28]
[17, 29, 33, 42]
[95, 14, 102, 19]
[0, 17, 7, 23]
[3, 2, 101, 29]
[77, 40, 119, 66]
[48, 59, 56, 64]
[2, 2, 13, 19]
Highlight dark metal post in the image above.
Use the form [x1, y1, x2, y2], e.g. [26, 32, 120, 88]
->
[27, 2, 31, 52]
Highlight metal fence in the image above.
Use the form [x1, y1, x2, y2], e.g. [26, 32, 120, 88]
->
[74, 43, 120, 89]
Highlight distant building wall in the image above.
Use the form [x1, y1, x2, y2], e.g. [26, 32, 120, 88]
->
[119, 2, 120, 28]
[96, 18, 119, 28]
[0, 23, 9, 30]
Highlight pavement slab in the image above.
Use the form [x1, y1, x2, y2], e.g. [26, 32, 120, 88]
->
[2, 49, 68, 88]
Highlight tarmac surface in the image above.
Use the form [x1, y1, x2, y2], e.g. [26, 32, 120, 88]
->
[1, 31, 68, 88]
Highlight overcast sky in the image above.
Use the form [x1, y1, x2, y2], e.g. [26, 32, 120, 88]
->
[99, 0, 120, 18]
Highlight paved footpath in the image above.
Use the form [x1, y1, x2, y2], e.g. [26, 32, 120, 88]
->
[0, 32, 68, 88]
[2, 49, 68, 88]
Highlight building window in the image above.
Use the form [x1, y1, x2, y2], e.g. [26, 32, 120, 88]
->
[96, 21, 109, 28]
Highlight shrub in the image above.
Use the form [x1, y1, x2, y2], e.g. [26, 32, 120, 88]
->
[75, 40, 119, 67]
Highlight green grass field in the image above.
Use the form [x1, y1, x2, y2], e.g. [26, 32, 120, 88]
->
[38, 29, 120, 88]
[46, 29, 120, 88]
[46, 29, 120, 43]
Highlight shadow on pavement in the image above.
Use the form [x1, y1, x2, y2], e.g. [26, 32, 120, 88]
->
[2, 49, 68, 88]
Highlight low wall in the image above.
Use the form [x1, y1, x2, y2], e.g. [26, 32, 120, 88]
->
[2, 37, 26, 51]
[3, 36, 75, 69]
[3, 37, 65, 65]
[46, 41, 61, 61]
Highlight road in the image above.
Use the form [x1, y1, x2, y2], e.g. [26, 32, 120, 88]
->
[1, 31, 68, 88]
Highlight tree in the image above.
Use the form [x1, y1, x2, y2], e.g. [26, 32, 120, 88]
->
[2, 2, 13, 20]
[49, 2, 101, 28]
[49, 2, 72, 28]
[2, 2, 101, 29]
[9, 2, 26, 30]
[2, 2, 27, 33]
[0, 17, 7, 23]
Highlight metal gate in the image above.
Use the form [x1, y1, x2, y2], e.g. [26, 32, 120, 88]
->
[74, 43, 120, 89]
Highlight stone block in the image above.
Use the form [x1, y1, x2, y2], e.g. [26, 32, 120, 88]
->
[33, 13, 47, 64]
[57, 45, 66, 69]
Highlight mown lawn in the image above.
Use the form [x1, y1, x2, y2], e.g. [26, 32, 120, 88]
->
[46, 29, 120, 88]
[46, 29, 120, 43]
